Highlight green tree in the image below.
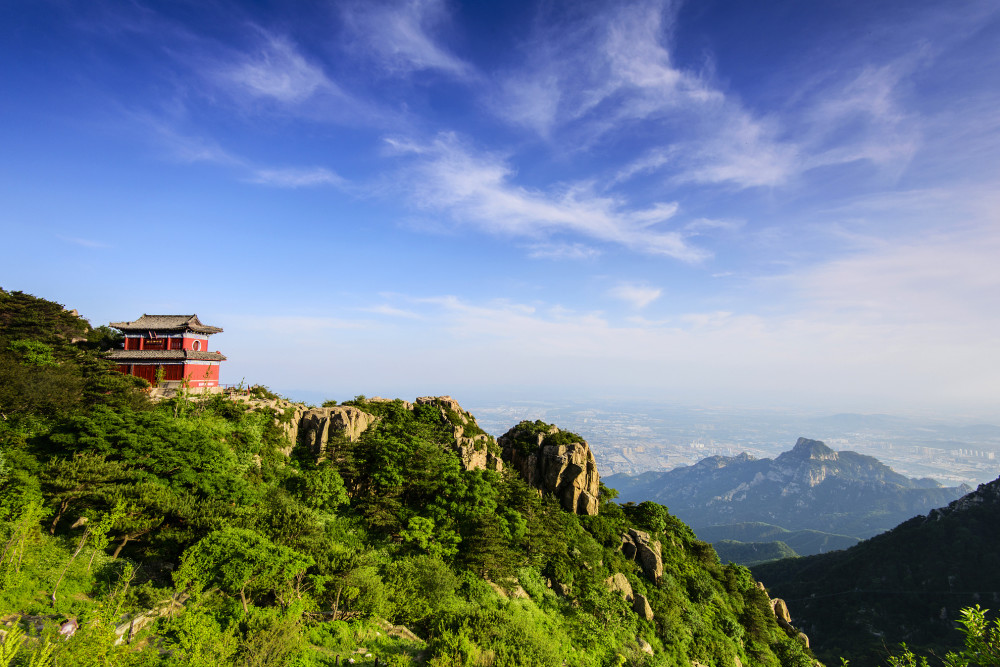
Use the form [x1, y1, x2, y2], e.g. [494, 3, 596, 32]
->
[40, 452, 130, 534]
[887, 606, 1000, 667]
[176, 527, 313, 612]
[294, 464, 348, 512]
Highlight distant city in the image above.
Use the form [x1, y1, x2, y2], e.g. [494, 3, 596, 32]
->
[468, 400, 1000, 487]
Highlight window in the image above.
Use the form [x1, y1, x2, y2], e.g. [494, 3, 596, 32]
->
[192, 339, 202, 351]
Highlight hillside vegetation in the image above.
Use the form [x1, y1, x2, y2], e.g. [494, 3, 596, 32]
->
[753, 477, 1000, 667]
[0, 289, 816, 667]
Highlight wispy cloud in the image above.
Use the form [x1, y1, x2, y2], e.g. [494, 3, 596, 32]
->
[131, 113, 351, 190]
[198, 28, 395, 128]
[803, 63, 920, 174]
[386, 133, 707, 261]
[679, 111, 800, 188]
[57, 235, 110, 249]
[608, 282, 662, 309]
[249, 167, 346, 188]
[214, 34, 330, 104]
[527, 242, 601, 261]
[139, 116, 245, 167]
[490, 1, 800, 189]
[364, 304, 424, 319]
[340, 0, 473, 77]
[610, 148, 673, 186]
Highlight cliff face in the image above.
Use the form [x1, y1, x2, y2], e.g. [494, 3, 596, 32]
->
[298, 406, 378, 455]
[282, 395, 503, 472]
[284, 404, 601, 515]
[414, 396, 503, 472]
[497, 421, 601, 516]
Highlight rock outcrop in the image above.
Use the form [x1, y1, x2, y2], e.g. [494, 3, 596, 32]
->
[758, 586, 809, 646]
[632, 593, 654, 620]
[605, 573, 634, 602]
[223, 393, 503, 472]
[621, 529, 663, 581]
[497, 421, 601, 515]
[298, 406, 379, 457]
[416, 396, 503, 472]
[771, 598, 791, 624]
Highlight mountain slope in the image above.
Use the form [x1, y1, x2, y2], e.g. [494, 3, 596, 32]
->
[606, 438, 970, 538]
[0, 290, 818, 667]
[713, 540, 799, 567]
[753, 477, 1000, 667]
[696, 523, 860, 558]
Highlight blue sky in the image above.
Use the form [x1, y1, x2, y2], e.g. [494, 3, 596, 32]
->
[2, 0, 999, 419]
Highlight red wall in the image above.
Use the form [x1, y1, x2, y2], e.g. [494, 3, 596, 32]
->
[115, 362, 220, 387]
[181, 337, 209, 351]
[182, 363, 220, 387]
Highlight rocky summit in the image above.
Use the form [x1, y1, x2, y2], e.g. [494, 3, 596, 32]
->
[497, 420, 602, 515]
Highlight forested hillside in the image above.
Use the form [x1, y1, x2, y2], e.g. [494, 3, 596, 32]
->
[753, 477, 1000, 667]
[0, 290, 816, 667]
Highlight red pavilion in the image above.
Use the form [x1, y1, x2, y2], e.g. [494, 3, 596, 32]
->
[107, 314, 226, 388]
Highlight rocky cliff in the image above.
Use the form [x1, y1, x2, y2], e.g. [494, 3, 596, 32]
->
[243, 394, 503, 472]
[497, 420, 601, 516]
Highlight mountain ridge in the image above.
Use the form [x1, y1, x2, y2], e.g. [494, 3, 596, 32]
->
[607, 437, 970, 539]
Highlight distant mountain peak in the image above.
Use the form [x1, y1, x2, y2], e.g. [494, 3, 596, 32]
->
[784, 437, 838, 461]
[606, 436, 969, 539]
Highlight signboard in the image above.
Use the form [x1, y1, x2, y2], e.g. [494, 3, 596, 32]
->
[143, 338, 166, 350]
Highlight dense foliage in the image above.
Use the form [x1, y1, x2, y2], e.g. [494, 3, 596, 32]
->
[1, 290, 815, 666]
[753, 480, 1000, 667]
[885, 606, 1000, 667]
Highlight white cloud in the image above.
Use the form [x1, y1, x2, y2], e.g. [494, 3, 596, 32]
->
[493, 74, 562, 137]
[791, 225, 1000, 330]
[217, 35, 330, 103]
[133, 114, 353, 190]
[611, 148, 673, 186]
[201, 29, 394, 128]
[388, 133, 706, 261]
[608, 282, 662, 309]
[680, 111, 800, 188]
[249, 167, 346, 188]
[341, 0, 472, 77]
[364, 304, 424, 319]
[527, 243, 601, 261]
[489, 1, 801, 189]
[802, 63, 921, 174]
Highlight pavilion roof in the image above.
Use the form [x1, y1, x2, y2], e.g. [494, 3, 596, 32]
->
[105, 350, 226, 362]
[108, 314, 223, 334]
